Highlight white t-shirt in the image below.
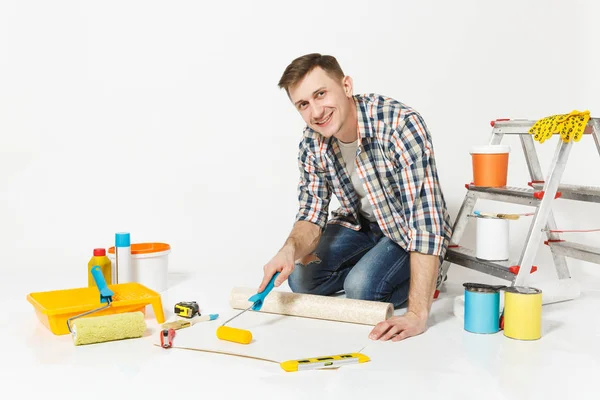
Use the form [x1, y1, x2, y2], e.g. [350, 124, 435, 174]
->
[337, 139, 377, 222]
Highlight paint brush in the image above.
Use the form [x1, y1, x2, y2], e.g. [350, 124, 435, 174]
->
[472, 211, 534, 220]
[162, 314, 219, 330]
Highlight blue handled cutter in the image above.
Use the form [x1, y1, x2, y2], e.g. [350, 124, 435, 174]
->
[220, 272, 280, 327]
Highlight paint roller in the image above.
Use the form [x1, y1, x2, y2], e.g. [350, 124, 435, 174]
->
[67, 266, 147, 345]
[216, 272, 280, 344]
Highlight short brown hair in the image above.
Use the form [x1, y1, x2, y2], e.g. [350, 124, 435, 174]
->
[278, 53, 345, 94]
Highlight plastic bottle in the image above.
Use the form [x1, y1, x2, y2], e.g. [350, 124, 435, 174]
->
[88, 248, 112, 287]
[115, 232, 132, 283]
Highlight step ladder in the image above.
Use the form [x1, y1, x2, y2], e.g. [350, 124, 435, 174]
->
[437, 116, 600, 296]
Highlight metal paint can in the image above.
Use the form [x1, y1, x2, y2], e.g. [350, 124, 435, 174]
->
[463, 283, 504, 334]
[503, 286, 542, 340]
[475, 216, 509, 261]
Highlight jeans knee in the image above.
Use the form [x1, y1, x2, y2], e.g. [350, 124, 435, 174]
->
[344, 274, 370, 301]
[343, 272, 385, 302]
[287, 268, 309, 293]
[288, 258, 322, 294]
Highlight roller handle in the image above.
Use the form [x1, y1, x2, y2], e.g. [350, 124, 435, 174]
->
[248, 271, 280, 311]
[91, 265, 114, 303]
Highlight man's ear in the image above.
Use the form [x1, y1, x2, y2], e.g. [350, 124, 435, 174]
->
[342, 76, 353, 98]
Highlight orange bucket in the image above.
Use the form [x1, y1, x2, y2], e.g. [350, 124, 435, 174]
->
[470, 145, 510, 187]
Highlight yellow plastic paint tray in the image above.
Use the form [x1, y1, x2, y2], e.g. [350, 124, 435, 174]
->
[27, 282, 166, 335]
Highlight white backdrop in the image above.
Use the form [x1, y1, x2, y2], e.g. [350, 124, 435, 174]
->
[2, 0, 599, 290]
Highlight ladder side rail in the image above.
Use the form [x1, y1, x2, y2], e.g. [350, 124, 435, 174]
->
[592, 119, 600, 157]
[520, 134, 572, 280]
[514, 140, 573, 286]
[438, 191, 479, 289]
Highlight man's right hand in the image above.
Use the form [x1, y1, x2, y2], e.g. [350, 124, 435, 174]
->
[258, 246, 295, 293]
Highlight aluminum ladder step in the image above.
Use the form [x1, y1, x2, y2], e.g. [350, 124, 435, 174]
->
[529, 181, 600, 203]
[545, 240, 600, 264]
[445, 246, 537, 282]
[491, 118, 598, 135]
[465, 184, 558, 207]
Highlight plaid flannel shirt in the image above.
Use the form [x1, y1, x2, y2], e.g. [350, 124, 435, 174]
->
[295, 93, 453, 259]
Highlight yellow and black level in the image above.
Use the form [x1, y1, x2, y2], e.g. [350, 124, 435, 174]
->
[280, 353, 370, 372]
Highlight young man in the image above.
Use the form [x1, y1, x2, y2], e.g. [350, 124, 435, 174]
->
[257, 53, 452, 342]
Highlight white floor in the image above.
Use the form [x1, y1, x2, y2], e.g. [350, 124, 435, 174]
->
[6, 260, 600, 400]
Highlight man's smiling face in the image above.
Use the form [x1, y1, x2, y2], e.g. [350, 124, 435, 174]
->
[288, 66, 354, 140]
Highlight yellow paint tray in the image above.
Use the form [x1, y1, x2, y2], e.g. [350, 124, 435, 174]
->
[27, 282, 165, 335]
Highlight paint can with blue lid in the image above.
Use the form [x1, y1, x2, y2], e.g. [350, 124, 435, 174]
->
[463, 283, 505, 334]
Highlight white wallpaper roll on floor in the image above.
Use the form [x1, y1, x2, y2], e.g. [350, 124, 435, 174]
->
[229, 287, 394, 326]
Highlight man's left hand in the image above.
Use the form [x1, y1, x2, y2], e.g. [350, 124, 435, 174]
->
[368, 311, 428, 342]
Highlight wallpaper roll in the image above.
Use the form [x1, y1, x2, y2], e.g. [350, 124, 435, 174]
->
[229, 287, 394, 325]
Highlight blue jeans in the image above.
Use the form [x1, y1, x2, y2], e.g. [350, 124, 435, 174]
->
[288, 217, 411, 308]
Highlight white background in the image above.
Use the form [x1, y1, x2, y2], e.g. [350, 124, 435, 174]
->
[3, 2, 600, 398]
[2, 0, 599, 289]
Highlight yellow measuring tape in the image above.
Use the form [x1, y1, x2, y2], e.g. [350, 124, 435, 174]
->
[280, 353, 370, 372]
[528, 110, 590, 144]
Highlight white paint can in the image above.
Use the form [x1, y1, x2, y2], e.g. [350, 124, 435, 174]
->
[108, 242, 171, 293]
[475, 217, 509, 261]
